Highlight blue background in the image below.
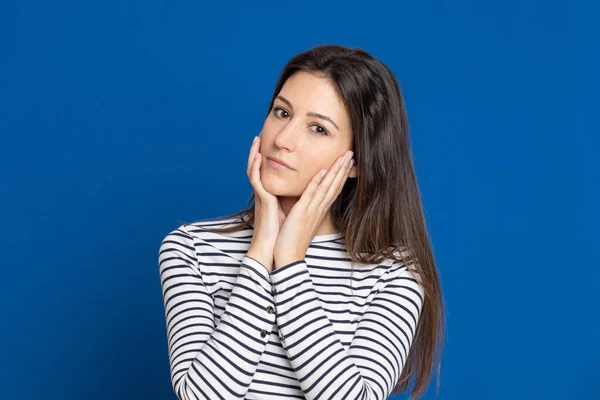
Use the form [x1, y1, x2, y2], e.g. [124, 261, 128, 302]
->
[1, 0, 596, 399]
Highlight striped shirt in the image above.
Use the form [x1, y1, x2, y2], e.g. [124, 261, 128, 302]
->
[158, 216, 425, 400]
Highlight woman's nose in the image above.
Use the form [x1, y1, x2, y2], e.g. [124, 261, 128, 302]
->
[274, 123, 299, 148]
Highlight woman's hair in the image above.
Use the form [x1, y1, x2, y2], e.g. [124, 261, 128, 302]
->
[182, 44, 445, 400]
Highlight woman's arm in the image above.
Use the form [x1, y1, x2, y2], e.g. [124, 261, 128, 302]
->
[158, 225, 276, 400]
[269, 259, 425, 400]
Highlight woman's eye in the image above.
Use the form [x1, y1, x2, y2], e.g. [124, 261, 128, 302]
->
[272, 106, 328, 136]
[310, 125, 329, 136]
[273, 107, 289, 119]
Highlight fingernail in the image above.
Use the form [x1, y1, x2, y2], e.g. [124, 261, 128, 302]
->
[253, 136, 257, 144]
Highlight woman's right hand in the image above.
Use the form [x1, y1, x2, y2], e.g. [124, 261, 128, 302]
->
[246, 135, 285, 272]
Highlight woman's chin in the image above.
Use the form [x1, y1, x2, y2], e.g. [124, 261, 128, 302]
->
[260, 179, 287, 196]
[261, 177, 301, 197]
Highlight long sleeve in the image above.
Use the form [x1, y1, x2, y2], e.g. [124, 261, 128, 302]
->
[270, 259, 425, 400]
[158, 225, 276, 400]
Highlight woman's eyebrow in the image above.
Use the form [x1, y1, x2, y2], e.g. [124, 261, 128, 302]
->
[276, 95, 339, 131]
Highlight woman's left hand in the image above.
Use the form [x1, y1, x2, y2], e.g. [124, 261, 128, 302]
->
[273, 150, 354, 268]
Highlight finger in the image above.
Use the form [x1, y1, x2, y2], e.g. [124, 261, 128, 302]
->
[310, 153, 347, 208]
[250, 152, 266, 197]
[299, 164, 329, 208]
[246, 136, 260, 177]
[252, 152, 278, 206]
[246, 136, 256, 176]
[323, 153, 353, 206]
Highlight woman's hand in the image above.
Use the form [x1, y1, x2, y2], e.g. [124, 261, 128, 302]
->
[273, 150, 354, 268]
[246, 135, 286, 272]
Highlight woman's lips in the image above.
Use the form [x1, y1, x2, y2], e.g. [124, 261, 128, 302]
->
[267, 157, 293, 170]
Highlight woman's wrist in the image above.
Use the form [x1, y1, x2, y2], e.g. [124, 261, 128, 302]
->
[246, 245, 274, 272]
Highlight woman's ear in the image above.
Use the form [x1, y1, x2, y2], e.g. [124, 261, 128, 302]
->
[348, 164, 358, 178]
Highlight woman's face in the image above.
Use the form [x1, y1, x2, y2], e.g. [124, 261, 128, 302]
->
[258, 70, 357, 197]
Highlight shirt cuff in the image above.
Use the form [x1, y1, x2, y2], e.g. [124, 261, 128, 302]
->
[241, 255, 273, 293]
[270, 259, 307, 285]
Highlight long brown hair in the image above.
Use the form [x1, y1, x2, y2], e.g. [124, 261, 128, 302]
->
[182, 44, 445, 400]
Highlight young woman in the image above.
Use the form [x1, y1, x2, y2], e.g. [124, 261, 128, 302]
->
[159, 44, 445, 400]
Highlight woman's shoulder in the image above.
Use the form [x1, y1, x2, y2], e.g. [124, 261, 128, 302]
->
[387, 247, 425, 296]
[181, 214, 254, 242]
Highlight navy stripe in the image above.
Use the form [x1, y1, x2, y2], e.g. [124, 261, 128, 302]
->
[158, 218, 424, 399]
